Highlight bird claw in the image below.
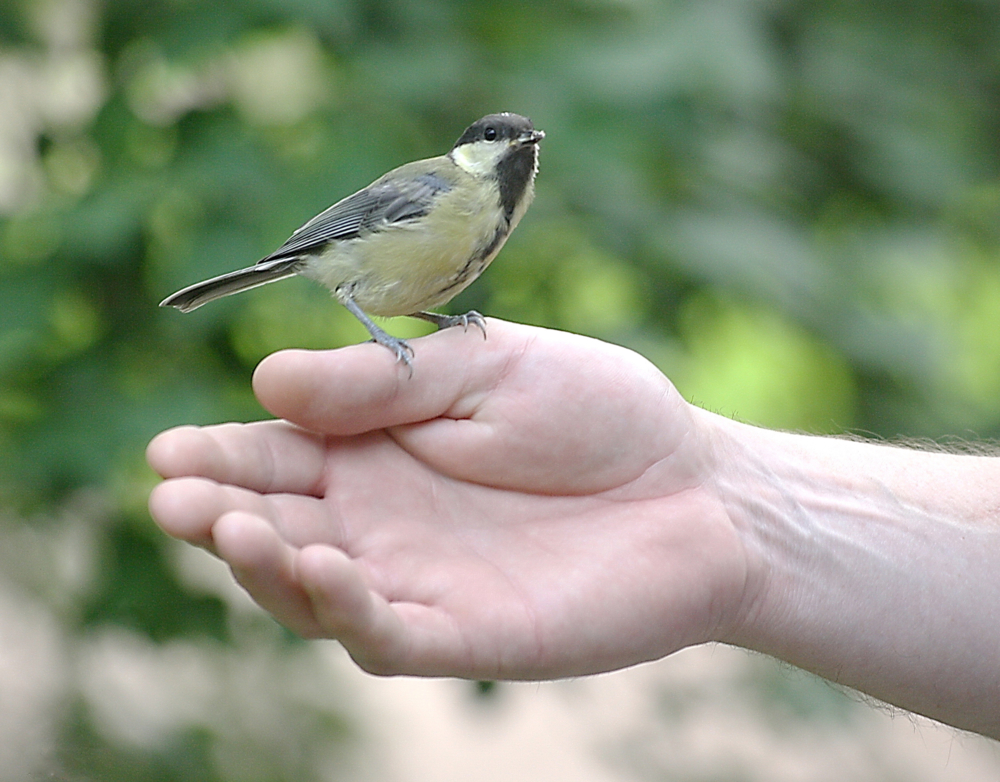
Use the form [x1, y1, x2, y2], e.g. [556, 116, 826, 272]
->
[455, 310, 487, 339]
[415, 310, 487, 339]
[364, 309, 489, 378]
[369, 335, 414, 375]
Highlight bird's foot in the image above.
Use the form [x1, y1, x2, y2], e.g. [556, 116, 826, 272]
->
[413, 310, 487, 339]
[339, 290, 415, 375]
[370, 333, 414, 375]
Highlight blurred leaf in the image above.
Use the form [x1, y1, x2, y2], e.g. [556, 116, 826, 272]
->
[83, 524, 228, 642]
[673, 292, 856, 432]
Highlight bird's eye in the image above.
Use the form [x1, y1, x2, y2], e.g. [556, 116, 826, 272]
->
[484, 126, 498, 141]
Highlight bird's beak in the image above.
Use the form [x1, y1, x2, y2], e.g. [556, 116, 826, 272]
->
[517, 129, 545, 146]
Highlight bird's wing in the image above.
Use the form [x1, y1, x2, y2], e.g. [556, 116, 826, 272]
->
[260, 165, 454, 263]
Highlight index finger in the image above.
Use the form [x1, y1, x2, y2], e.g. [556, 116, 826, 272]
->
[146, 420, 328, 496]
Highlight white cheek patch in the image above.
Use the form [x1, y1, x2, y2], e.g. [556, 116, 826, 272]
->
[451, 140, 508, 177]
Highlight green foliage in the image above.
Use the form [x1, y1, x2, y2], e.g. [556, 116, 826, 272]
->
[670, 292, 856, 431]
[5, 0, 1000, 776]
[83, 523, 229, 642]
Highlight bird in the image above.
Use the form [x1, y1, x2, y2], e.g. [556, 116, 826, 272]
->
[159, 112, 544, 371]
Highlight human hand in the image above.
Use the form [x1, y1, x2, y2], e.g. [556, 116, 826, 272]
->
[147, 320, 750, 679]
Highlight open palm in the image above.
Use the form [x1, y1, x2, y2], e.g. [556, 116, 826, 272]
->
[148, 320, 748, 679]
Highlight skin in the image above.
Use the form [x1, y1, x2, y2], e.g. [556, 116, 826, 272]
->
[147, 319, 1000, 739]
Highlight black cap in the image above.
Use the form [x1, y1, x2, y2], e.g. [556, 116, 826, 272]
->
[453, 113, 538, 148]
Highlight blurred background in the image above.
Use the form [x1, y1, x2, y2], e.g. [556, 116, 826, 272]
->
[3, 0, 1000, 778]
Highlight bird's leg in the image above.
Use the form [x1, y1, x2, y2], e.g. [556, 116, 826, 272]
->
[411, 310, 487, 339]
[338, 290, 414, 373]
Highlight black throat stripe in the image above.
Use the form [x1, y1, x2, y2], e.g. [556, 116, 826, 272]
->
[496, 145, 536, 223]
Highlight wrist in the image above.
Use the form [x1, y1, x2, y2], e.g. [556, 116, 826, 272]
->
[700, 411, 1000, 736]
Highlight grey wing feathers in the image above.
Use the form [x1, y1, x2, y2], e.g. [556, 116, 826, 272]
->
[260, 169, 453, 263]
[161, 167, 454, 312]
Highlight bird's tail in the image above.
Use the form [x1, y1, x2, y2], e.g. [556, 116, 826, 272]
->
[159, 258, 303, 312]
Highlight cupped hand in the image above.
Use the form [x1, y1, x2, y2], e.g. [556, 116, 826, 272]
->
[147, 319, 748, 679]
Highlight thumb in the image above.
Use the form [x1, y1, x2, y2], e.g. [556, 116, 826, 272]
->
[251, 317, 525, 435]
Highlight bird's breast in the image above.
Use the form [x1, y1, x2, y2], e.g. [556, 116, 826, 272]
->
[301, 182, 511, 317]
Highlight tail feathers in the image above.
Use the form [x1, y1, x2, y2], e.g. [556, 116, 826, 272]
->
[160, 258, 303, 312]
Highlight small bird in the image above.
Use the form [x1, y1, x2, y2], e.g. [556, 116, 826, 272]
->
[160, 112, 544, 370]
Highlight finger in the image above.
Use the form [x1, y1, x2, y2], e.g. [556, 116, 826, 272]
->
[296, 545, 432, 674]
[252, 318, 528, 435]
[148, 477, 343, 549]
[296, 546, 483, 677]
[146, 420, 327, 496]
[212, 512, 326, 638]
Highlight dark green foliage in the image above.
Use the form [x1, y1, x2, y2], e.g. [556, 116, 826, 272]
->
[83, 524, 229, 642]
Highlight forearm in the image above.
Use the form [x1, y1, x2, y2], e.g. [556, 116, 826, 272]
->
[704, 410, 1000, 738]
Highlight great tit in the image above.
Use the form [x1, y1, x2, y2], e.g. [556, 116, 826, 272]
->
[160, 112, 544, 369]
